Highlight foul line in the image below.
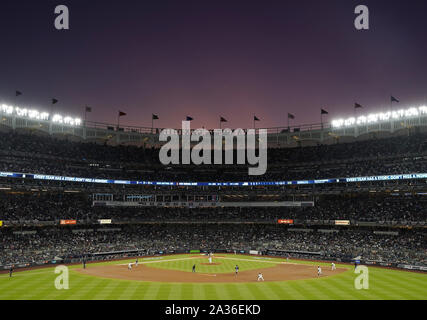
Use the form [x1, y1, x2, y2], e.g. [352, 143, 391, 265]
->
[0, 270, 53, 278]
[117, 256, 198, 266]
[0, 255, 311, 278]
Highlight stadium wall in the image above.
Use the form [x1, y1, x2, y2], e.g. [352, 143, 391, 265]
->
[2, 111, 427, 148]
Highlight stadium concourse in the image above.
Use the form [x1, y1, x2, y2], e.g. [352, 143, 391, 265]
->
[0, 129, 426, 272]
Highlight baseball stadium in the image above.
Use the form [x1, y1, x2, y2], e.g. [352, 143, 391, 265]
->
[0, 105, 426, 300]
[1, 1, 427, 304]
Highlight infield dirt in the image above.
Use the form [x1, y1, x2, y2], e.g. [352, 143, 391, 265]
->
[76, 261, 347, 283]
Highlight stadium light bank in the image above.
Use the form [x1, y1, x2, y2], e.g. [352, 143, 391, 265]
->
[331, 105, 427, 128]
[1, 103, 81, 126]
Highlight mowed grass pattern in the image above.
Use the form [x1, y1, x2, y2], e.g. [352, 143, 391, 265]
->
[0, 254, 426, 300]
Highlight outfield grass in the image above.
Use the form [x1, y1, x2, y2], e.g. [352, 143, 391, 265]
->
[0, 254, 426, 300]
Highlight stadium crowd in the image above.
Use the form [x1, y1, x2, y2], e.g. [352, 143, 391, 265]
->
[0, 192, 425, 223]
[0, 130, 427, 182]
[0, 224, 425, 267]
[0, 130, 426, 273]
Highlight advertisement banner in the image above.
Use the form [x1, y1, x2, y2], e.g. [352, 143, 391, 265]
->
[60, 220, 77, 225]
[98, 219, 112, 224]
[277, 219, 294, 224]
[335, 220, 350, 225]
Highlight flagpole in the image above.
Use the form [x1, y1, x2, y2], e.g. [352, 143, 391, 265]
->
[320, 111, 323, 129]
[50, 99, 58, 121]
[14, 91, 21, 109]
[84, 107, 87, 127]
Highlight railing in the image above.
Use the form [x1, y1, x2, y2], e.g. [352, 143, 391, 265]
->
[2, 109, 427, 146]
[83, 119, 331, 135]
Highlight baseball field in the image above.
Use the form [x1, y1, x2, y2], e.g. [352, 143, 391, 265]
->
[0, 254, 426, 300]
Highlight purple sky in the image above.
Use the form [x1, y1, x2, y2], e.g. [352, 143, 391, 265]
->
[1, 0, 427, 129]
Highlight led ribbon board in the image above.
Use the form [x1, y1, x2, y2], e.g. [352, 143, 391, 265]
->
[1, 171, 427, 186]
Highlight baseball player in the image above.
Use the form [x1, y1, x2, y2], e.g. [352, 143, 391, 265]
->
[128, 262, 132, 270]
[135, 258, 138, 267]
[9, 266, 13, 278]
[208, 256, 212, 264]
[192, 264, 196, 273]
[331, 262, 336, 271]
[317, 266, 322, 277]
[235, 265, 239, 276]
[257, 273, 265, 281]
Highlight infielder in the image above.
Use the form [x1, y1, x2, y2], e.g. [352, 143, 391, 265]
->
[208, 256, 212, 264]
[317, 266, 322, 277]
[235, 265, 239, 276]
[331, 262, 336, 270]
[257, 273, 265, 281]
[135, 258, 138, 267]
[128, 262, 132, 270]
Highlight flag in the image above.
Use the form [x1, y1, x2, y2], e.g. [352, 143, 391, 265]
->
[52, 98, 58, 104]
[288, 113, 295, 119]
[355, 103, 363, 109]
[119, 111, 127, 117]
[321, 109, 328, 115]
[220, 117, 227, 122]
[186, 116, 193, 121]
[152, 114, 159, 120]
[15, 91, 22, 97]
[391, 96, 399, 103]
[85, 106, 92, 112]
[254, 116, 260, 121]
